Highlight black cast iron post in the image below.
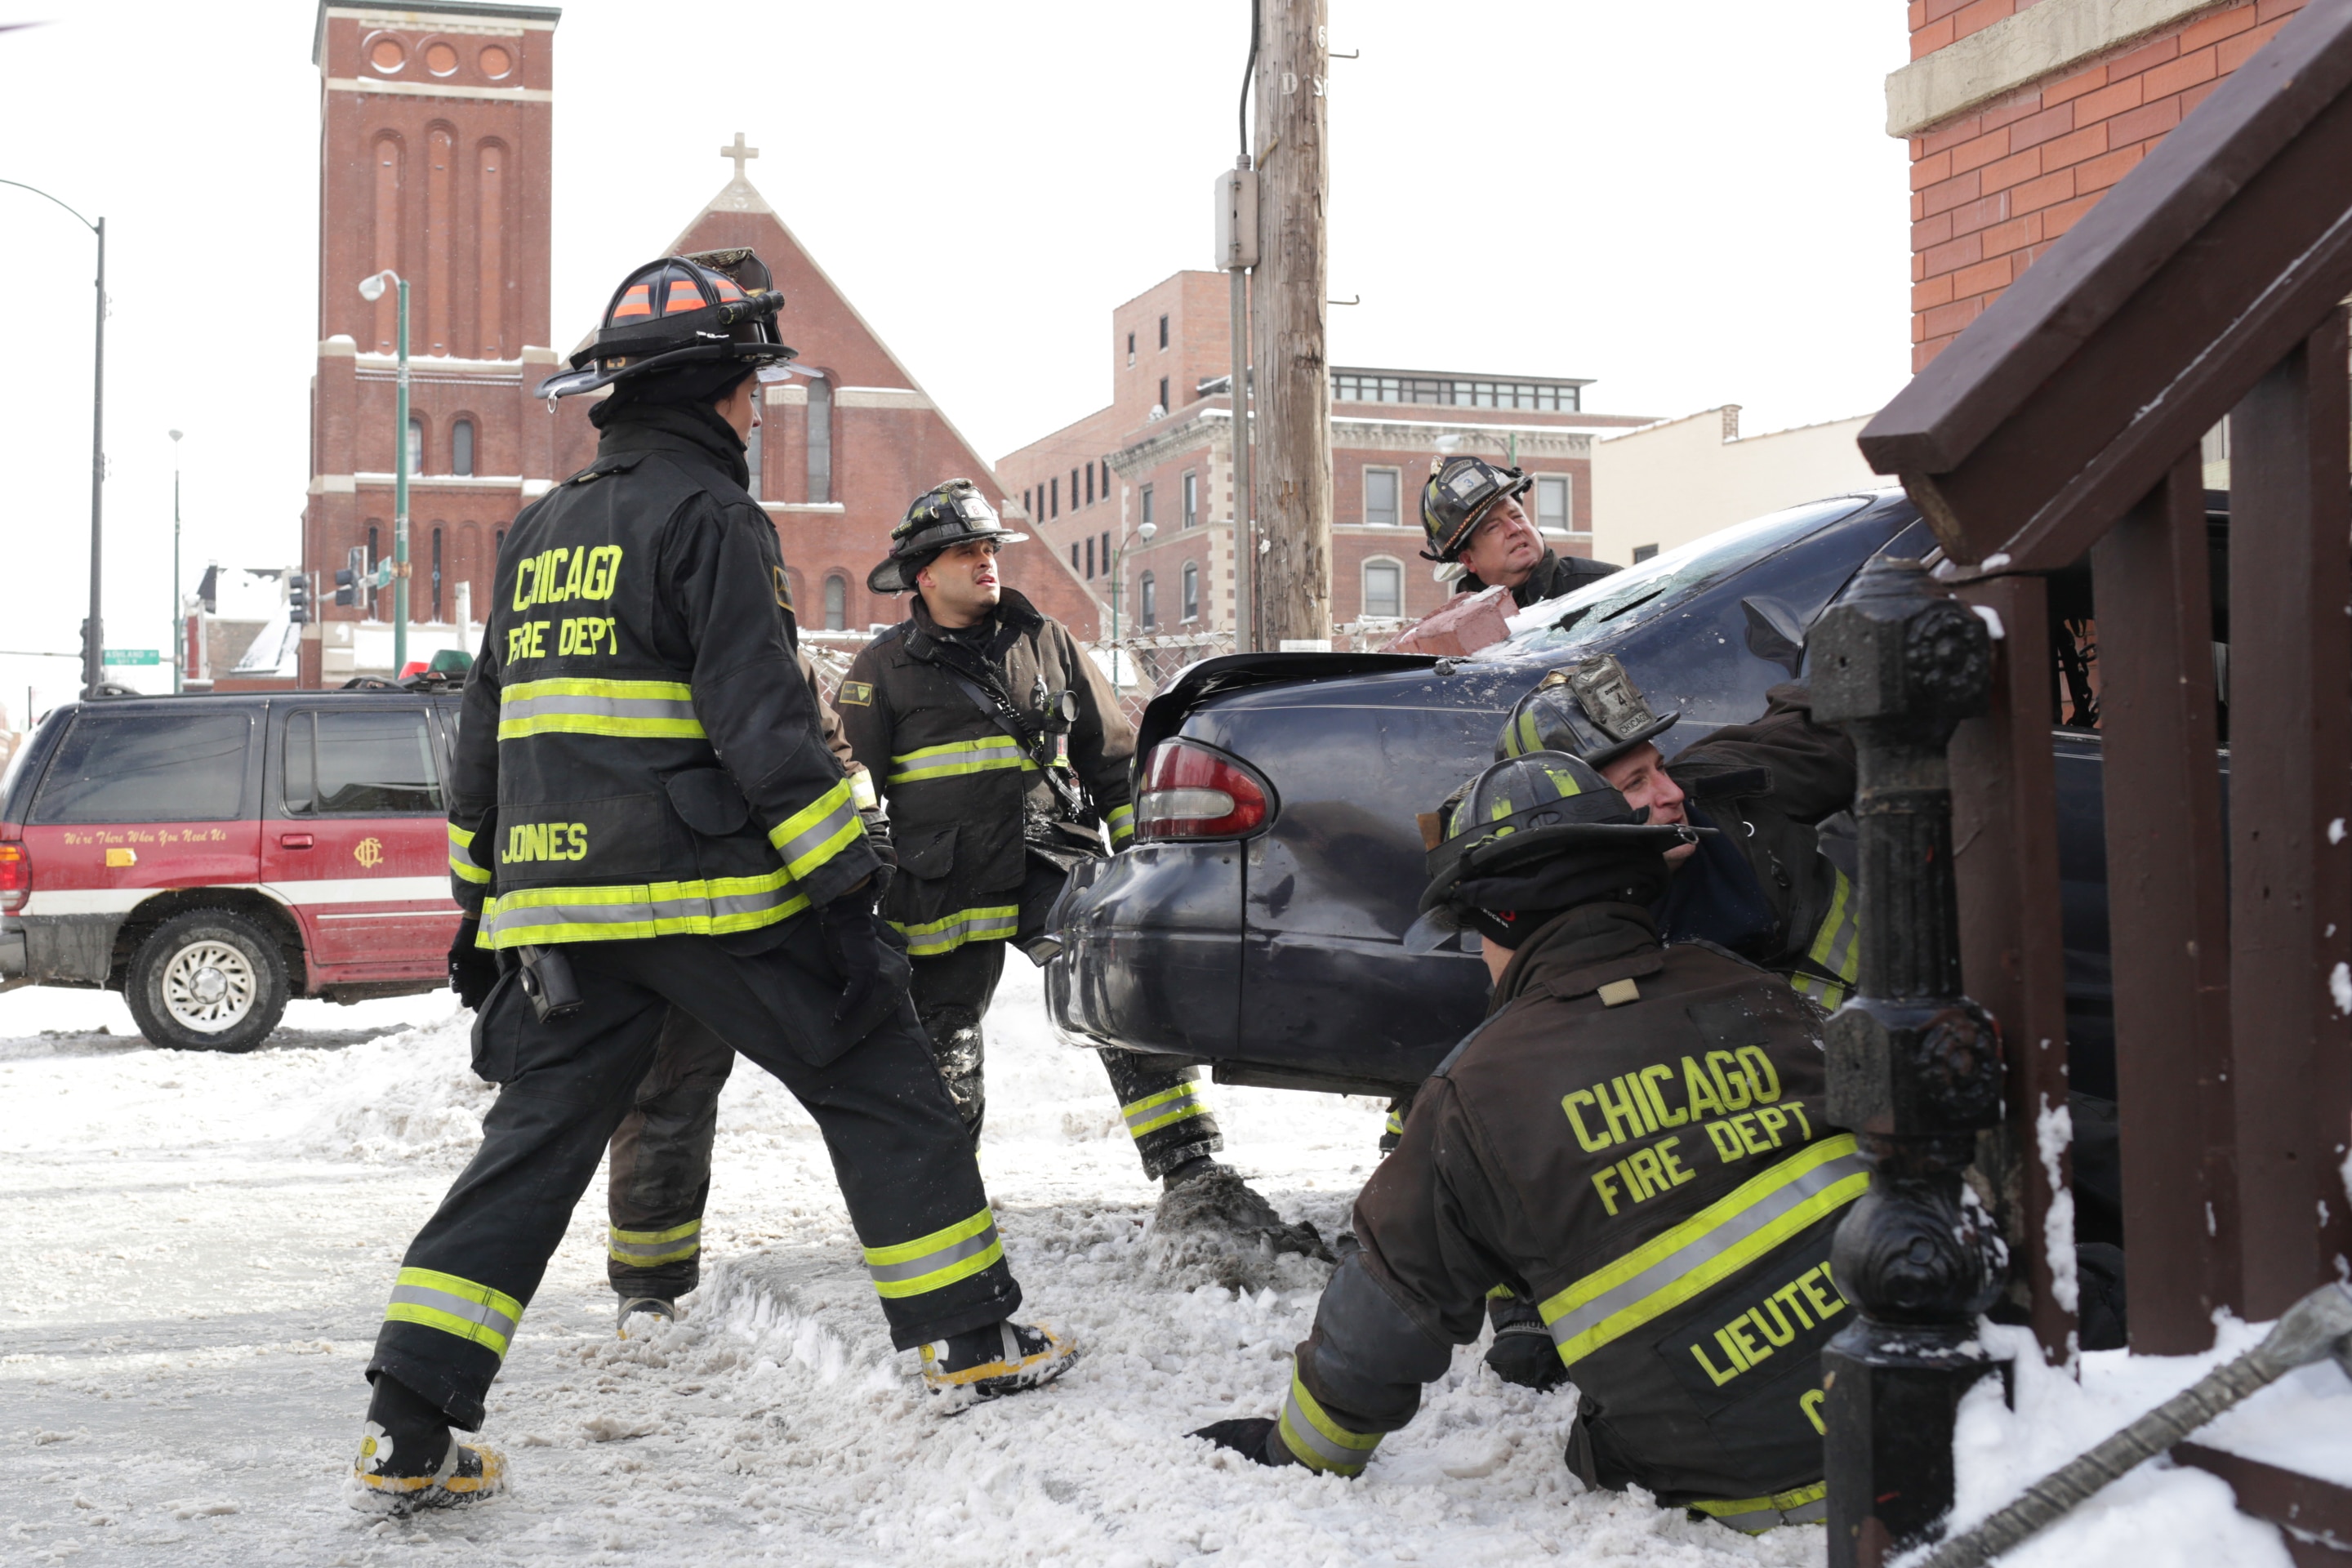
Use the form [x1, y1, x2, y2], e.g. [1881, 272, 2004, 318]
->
[1810, 557, 2011, 1568]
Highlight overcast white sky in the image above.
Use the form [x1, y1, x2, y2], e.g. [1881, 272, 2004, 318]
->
[0, 0, 1909, 716]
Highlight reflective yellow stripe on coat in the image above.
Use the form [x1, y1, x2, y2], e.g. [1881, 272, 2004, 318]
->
[448, 822, 490, 884]
[497, 678, 705, 742]
[1539, 1135, 1869, 1365]
[1106, 803, 1135, 846]
[477, 871, 812, 948]
[890, 904, 1019, 956]
[884, 736, 1037, 786]
[768, 777, 862, 881]
[1789, 868, 1860, 1011]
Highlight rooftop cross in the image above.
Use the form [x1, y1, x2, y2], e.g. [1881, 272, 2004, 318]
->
[721, 131, 760, 180]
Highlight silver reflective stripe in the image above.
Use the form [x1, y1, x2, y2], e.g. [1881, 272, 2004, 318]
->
[1544, 1141, 1868, 1361]
[770, 782, 860, 877]
[864, 1223, 1000, 1285]
[497, 679, 704, 740]
[390, 1281, 518, 1343]
[1277, 1372, 1382, 1475]
[478, 876, 809, 947]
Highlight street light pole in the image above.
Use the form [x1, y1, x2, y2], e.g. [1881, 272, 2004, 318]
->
[0, 180, 106, 699]
[359, 270, 411, 675]
[1109, 518, 1157, 652]
[168, 430, 183, 694]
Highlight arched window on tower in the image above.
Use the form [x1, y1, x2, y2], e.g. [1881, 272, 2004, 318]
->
[1182, 560, 1200, 622]
[806, 376, 832, 504]
[451, 419, 474, 477]
[1140, 570, 1157, 629]
[406, 417, 424, 475]
[823, 574, 848, 631]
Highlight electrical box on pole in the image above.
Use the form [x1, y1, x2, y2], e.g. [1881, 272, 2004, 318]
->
[1214, 166, 1260, 270]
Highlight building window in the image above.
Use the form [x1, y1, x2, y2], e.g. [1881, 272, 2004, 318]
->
[1100, 532, 1109, 576]
[1084, 463, 1094, 506]
[1158, 314, 1169, 350]
[1181, 560, 1200, 621]
[431, 526, 444, 621]
[1632, 544, 1659, 564]
[1024, 488, 1033, 517]
[1330, 372, 1582, 412]
[1362, 557, 1404, 620]
[406, 416, 423, 474]
[744, 416, 762, 501]
[1085, 535, 1095, 579]
[451, 418, 474, 477]
[823, 573, 847, 630]
[1182, 470, 1197, 529]
[1364, 466, 1400, 527]
[1102, 459, 1112, 495]
[1140, 570, 1156, 628]
[1535, 474, 1575, 533]
[1051, 476, 1060, 519]
[1156, 376, 1169, 413]
[807, 376, 832, 504]
[495, 526, 506, 557]
[1071, 467, 1081, 510]
[1140, 483, 1154, 528]
[1070, 542, 1080, 572]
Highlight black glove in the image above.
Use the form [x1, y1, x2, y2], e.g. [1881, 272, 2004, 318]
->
[817, 892, 906, 1042]
[1192, 1418, 1291, 1468]
[448, 917, 499, 1011]
[1484, 1325, 1569, 1391]
[859, 808, 896, 902]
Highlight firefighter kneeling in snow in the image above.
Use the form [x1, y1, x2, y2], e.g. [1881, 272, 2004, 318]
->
[1196, 750, 1866, 1533]
[350, 253, 1072, 1515]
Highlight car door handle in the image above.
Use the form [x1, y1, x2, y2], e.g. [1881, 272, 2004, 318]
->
[279, 833, 315, 849]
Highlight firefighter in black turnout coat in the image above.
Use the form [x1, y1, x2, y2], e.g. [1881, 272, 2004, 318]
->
[1198, 752, 1863, 1532]
[836, 481, 1227, 1186]
[349, 254, 1072, 1515]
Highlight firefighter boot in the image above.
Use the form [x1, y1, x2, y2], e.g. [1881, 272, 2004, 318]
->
[349, 1374, 507, 1514]
[919, 1320, 1077, 1405]
[617, 1296, 677, 1339]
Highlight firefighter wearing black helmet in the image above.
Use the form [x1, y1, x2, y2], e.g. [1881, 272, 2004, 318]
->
[834, 480, 1234, 1190]
[350, 255, 1072, 1516]
[1196, 752, 1863, 1535]
[1420, 455, 1618, 608]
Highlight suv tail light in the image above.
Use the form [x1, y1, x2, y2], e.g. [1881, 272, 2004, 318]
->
[1135, 740, 1271, 840]
[0, 842, 27, 914]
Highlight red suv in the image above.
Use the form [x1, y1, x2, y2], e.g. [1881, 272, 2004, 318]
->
[0, 690, 463, 1049]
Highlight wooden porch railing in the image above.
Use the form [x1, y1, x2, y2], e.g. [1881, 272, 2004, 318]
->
[1835, 2, 2352, 1561]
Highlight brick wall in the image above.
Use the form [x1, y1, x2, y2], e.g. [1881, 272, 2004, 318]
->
[1909, 0, 2306, 369]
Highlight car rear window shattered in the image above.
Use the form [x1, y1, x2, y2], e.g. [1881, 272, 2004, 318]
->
[1474, 497, 1873, 662]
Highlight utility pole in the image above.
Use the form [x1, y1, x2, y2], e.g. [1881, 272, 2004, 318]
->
[169, 430, 183, 694]
[1250, 0, 1333, 649]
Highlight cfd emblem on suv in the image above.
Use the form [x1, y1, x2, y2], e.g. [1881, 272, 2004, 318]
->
[354, 837, 385, 869]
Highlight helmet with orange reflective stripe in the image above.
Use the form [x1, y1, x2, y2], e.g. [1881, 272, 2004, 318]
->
[534, 250, 799, 400]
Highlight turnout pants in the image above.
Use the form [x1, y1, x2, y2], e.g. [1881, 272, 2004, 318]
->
[372, 931, 1019, 1431]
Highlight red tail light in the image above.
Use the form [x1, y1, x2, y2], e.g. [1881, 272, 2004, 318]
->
[1135, 740, 1271, 840]
[0, 842, 28, 914]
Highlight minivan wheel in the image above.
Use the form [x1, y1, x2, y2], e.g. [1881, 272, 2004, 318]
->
[126, 908, 290, 1052]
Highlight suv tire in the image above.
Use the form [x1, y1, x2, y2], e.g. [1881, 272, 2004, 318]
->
[126, 907, 290, 1052]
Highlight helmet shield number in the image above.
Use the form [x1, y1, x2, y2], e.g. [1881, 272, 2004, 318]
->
[1566, 655, 1663, 744]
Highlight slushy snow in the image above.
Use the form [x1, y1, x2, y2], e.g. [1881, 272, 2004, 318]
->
[2, 969, 2342, 1565]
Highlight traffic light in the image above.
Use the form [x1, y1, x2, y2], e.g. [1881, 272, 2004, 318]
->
[334, 546, 365, 607]
[288, 571, 314, 626]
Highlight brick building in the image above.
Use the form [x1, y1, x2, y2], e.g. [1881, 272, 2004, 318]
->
[301, 0, 1094, 687]
[1897, 0, 2306, 371]
[996, 271, 1652, 639]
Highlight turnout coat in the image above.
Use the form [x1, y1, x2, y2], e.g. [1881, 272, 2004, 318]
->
[1278, 903, 1861, 1529]
[837, 589, 1135, 956]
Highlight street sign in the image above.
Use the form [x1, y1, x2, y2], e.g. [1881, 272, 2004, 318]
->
[103, 649, 160, 666]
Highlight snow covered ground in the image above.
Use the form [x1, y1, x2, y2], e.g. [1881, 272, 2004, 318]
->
[0, 966, 2339, 1566]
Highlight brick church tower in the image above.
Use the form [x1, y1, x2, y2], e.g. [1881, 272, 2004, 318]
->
[302, 0, 562, 685]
